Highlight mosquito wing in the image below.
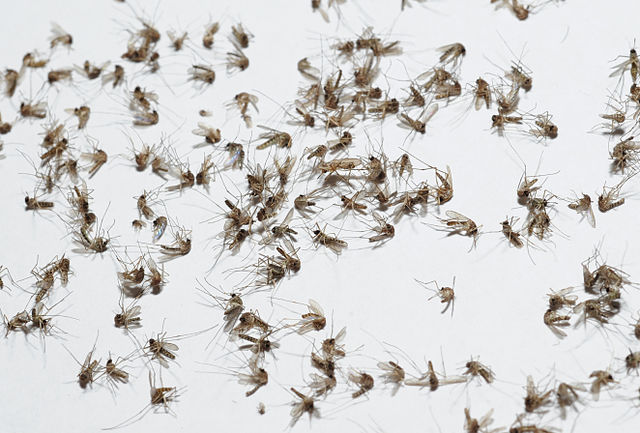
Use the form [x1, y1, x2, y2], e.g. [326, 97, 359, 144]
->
[420, 103, 439, 123]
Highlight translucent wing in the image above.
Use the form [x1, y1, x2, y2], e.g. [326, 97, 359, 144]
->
[420, 103, 439, 123]
[308, 299, 324, 316]
[445, 210, 470, 222]
[162, 342, 179, 352]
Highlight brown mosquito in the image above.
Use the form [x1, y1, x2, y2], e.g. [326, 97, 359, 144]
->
[463, 358, 494, 384]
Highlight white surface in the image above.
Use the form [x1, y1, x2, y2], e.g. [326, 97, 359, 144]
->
[0, 1, 640, 432]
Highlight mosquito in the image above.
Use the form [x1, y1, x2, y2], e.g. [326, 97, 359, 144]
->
[463, 358, 494, 384]
[418, 277, 456, 315]
[397, 104, 438, 135]
[556, 382, 583, 419]
[145, 332, 180, 368]
[203, 22, 220, 48]
[104, 372, 180, 430]
[114, 296, 142, 329]
[589, 369, 616, 401]
[524, 375, 553, 413]
[311, 224, 348, 254]
[464, 407, 499, 433]
[289, 387, 319, 427]
[238, 358, 269, 397]
[438, 42, 466, 67]
[437, 210, 481, 248]
[567, 194, 596, 227]
[377, 361, 405, 396]
[349, 371, 375, 398]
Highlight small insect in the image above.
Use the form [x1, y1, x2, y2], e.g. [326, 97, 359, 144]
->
[189, 64, 216, 84]
[589, 369, 615, 400]
[133, 109, 159, 126]
[438, 42, 466, 67]
[238, 359, 269, 397]
[349, 371, 375, 398]
[151, 216, 168, 241]
[226, 45, 249, 73]
[25, 194, 54, 211]
[464, 407, 497, 433]
[114, 296, 142, 329]
[256, 127, 291, 150]
[203, 22, 220, 48]
[3, 310, 31, 335]
[79, 60, 109, 80]
[547, 287, 577, 312]
[529, 113, 558, 139]
[368, 97, 400, 119]
[130, 86, 158, 112]
[610, 47, 639, 83]
[232, 311, 270, 336]
[573, 299, 615, 327]
[567, 194, 596, 227]
[492, 113, 523, 134]
[556, 382, 582, 419]
[598, 177, 629, 212]
[77, 347, 100, 389]
[321, 326, 347, 360]
[192, 123, 221, 145]
[22, 52, 49, 69]
[524, 375, 553, 413]
[228, 92, 259, 128]
[289, 387, 319, 427]
[231, 23, 253, 48]
[293, 299, 326, 334]
[47, 68, 73, 84]
[599, 102, 627, 133]
[50, 23, 73, 48]
[167, 162, 195, 192]
[237, 332, 280, 359]
[610, 136, 640, 173]
[20, 101, 47, 119]
[103, 357, 130, 386]
[4, 69, 19, 97]
[196, 154, 216, 189]
[298, 57, 320, 81]
[377, 361, 405, 396]
[257, 402, 266, 415]
[473, 77, 492, 110]
[167, 30, 188, 51]
[132, 219, 146, 230]
[501, 217, 524, 248]
[317, 158, 361, 176]
[418, 277, 456, 315]
[76, 223, 110, 253]
[506, 62, 533, 91]
[218, 291, 245, 334]
[81, 146, 107, 177]
[625, 350, 640, 373]
[307, 372, 337, 397]
[437, 210, 481, 248]
[368, 212, 395, 242]
[464, 358, 494, 384]
[102, 64, 125, 88]
[397, 104, 439, 135]
[312, 224, 348, 254]
[160, 227, 192, 257]
[146, 333, 179, 368]
[225, 142, 245, 169]
[340, 191, 368, 215]
[431, 165, 453, 205]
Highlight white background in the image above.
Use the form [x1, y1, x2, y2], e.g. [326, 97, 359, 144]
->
[1, 0, 640, 432]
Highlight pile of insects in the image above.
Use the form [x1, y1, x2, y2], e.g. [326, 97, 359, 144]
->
[1, 1, 640, 432]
